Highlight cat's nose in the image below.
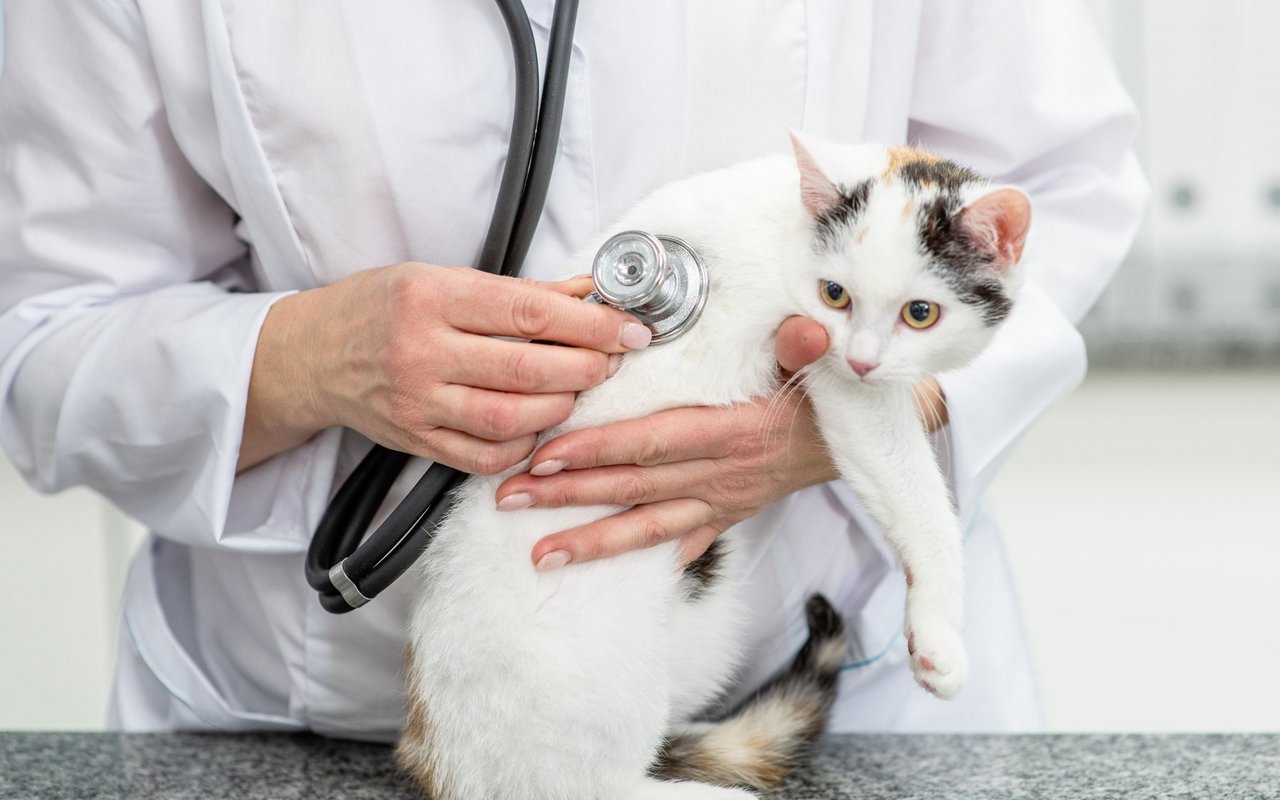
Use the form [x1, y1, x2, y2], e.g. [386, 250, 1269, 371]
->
[847, 358, 880, 377]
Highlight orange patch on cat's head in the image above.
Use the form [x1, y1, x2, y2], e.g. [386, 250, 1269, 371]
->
[884, 146, 945, 180]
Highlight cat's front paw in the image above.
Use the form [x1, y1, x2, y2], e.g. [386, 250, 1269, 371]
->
[904, 609, 968, 700]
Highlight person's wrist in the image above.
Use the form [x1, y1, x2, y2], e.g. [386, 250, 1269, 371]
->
[296, 282, 349, 433]
[253, 288, 336, 438]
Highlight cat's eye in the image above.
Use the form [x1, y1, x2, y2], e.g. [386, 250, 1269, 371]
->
[820, 281, 851, 310]
[902, 300, 940, 329]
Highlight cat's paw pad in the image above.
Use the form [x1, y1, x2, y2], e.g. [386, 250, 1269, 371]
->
[905, 617, 968, 700]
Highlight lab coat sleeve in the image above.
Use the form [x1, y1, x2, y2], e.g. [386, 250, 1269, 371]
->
[0, 2, 299, 552]
[908, 0, 1150, 518]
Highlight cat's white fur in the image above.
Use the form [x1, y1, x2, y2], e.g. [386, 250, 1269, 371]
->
[400, 135, 1030, 799]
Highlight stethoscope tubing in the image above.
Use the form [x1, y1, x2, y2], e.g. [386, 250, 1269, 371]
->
[479, 0, 541, 275]
[305, 0, 581, 613]
[502, 0, 581, 274]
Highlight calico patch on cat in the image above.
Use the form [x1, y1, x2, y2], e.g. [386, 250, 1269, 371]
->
[397, 134, 1030, 799]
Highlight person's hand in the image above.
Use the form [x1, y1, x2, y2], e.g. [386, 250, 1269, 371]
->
[238, 264, 649, 472]
[495, 317, 840, 570]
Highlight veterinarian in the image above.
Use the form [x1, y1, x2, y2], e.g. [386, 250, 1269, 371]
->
[0, 1, 1146, 737]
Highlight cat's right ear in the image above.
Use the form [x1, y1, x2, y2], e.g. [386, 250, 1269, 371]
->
[957, 187, 1032, 275]
[790, 132, 842, 218]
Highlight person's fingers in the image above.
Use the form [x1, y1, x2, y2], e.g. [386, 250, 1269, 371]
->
[429, 385, 575, 441]
[530, 498, 717, 568]
[438, 269, 650, 353]
[674, 524, 727, 567]
[495, 461, 718, 511]
[446, 334, 614, 393]
[775, 315, 829, 374]
[538, 275, 595, 299]
[407, 427, 536, 475]
[522, 406, 743, 475]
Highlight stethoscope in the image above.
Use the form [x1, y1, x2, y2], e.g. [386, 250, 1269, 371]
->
[305, 0, 708, 613]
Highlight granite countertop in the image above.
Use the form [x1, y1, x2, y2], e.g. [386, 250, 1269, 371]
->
[2, 732, 1278, 799]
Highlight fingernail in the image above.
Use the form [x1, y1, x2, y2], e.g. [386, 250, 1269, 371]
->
[536, 550, 571, 571]
[530, 459, 567, 477]
[621, 323, 652, 350]
[607, 353, 622, 377]
[496, 493, 534, 512]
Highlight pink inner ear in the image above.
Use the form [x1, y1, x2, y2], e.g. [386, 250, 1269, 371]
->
[958, 188, 1032, 273]
[790, 133, 843, 218]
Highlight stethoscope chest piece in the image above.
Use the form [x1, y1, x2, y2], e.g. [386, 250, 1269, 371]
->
[589, 230, 708, 343]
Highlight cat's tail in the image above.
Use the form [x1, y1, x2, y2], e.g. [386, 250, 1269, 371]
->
[650, 594, 846, 791]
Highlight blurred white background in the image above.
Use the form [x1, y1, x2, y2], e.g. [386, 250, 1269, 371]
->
[1, 1, 1278, 732]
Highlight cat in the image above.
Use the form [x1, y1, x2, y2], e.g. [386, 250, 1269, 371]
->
[396, 133, 1031, 800]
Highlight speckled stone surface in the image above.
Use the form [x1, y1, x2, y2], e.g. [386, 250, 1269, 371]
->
[2, 732, 1278, 799]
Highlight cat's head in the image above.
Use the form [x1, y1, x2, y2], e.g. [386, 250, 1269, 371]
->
[789, 133, 1031, 385]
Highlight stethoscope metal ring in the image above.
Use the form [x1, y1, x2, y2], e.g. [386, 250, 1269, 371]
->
[590, 230, 709, 344]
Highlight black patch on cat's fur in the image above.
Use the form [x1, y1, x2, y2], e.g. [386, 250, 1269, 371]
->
[814, 179, 874, 252]
[681, 539, 724, 601]
[917, 195, 1013, 326]
[899, 159, 985, 195]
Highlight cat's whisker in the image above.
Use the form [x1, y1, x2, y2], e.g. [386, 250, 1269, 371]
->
[916, 379, 954, 457]
[770, 363, 824, 442]
[918, 379, 950, 439]
[774, 370, 810, 422]
[777, 389, 809, 446]
[774, 362, 840, 446]
[760, 365, 812, 441]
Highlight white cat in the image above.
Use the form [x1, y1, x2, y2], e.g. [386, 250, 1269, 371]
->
[398, 134, 1031, 799]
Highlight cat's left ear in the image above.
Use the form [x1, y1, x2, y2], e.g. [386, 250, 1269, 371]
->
[958, 187, 1032, 275]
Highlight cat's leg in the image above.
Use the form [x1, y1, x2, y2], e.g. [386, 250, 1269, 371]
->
[806, 382, 969, 698]
[627, 777, 756, 800]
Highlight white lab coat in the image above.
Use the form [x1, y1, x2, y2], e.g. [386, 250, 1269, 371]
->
[0, 1, 1146, 740]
